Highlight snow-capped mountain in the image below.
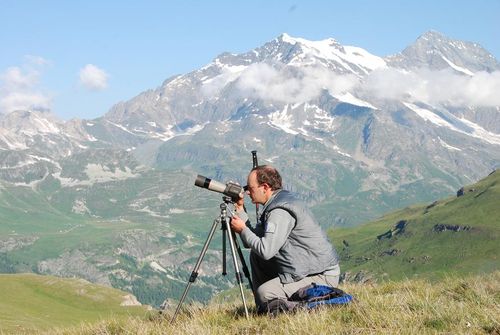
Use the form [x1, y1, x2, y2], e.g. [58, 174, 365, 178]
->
[2, 30, 499, 219]
[0, 31, 499, 306]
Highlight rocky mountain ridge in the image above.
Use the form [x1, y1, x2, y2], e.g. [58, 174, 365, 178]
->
[0, 30, 499, 306]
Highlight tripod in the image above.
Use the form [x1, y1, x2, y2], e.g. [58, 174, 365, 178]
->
[167, 196, 253, 323]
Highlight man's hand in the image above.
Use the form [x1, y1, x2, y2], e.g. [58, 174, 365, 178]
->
[234, 194, 245, 213]
[230, 215, 246, 234]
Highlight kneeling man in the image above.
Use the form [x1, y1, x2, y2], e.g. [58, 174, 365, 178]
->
[231, 165, 340, 312]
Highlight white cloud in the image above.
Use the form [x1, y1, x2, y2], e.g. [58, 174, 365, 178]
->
[228, 62, 500, 108]
[24, 55, 50, 67]
[234, 63, 359, 103]
[0, 56, 52, 113]
[79, 64, 109, 91]
[359, 68, 500, 107]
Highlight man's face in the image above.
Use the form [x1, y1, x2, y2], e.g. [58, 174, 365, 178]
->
[246, 171, 266, 205]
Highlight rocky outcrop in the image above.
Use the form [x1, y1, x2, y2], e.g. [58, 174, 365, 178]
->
[407, 255, 432, 264]
[37, 249, 111, 286]
[457, 187, 476, 197]
[340, 270, 374, 284]
[121, 294, 142, 306]
[377, 220, 408, 240]
[380, 249, 400, 256]
[433, 224, 471, 232]
[0, 236, 38, 253]
[424, 200, 439, 213]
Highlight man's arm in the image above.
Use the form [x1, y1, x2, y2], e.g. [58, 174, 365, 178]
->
[231, 209, 294, 260]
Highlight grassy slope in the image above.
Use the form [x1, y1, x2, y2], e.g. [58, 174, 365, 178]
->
[0, 183, 84, 235]
[0, 273, 151, 334]
[329, 169, 500, 281]
[45, 272, 500, 335]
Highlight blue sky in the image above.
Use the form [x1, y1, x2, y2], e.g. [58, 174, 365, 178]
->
[1, 0, 499, 120]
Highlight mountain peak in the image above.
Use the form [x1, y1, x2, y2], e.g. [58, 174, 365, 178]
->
[278, 33, 338, 47]
[386, 30, 499, 72]
[418, 30, 448, 41]
[1, 109, 63, 135]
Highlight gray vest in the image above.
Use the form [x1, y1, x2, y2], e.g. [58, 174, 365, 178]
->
[261, 190, 339, 283]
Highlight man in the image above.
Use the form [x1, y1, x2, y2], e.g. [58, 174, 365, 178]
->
[230, 165, 340, 312]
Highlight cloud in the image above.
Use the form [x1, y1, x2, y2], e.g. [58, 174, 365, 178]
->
[234, 63, 359, 103]
[0, 56, 52, 113]
[359, 68, 500, 107]
[79, 64, 109, 91]
[24, 55, 50, 67]
[221, 62, 500, 108]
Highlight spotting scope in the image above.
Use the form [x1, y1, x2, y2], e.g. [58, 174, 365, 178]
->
[194, 175, 244, 201]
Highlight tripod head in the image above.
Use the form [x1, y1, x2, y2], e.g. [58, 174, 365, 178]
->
[221, 195, 234, 204]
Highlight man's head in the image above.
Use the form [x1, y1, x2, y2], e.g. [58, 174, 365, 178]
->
[246, 165, 282, 205]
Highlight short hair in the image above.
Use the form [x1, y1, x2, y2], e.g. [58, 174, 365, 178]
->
[252, 165, 282, 190]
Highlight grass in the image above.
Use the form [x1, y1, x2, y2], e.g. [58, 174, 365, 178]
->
[24, 271, 500, 335]
[0, 274, 151, 334]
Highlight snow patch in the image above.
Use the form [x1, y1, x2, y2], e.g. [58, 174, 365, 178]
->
[169, 208, 186, 214]
[134, 206, 170, 218]
[150, 261, 168, 273]
[55, 165, 139, 187]
[334, 93, 378, 109]
[22, 113, 61, 135]
[405, 102, 500, 145]
[281, 33, 386, 74]
[0, 133, 28, 150]
[343, 46, 388, 72]
[268, 106, 298, 135]
[437, 137, 461, 151]
[264, 155, 279, 163]
[106, 121, 136, 135]
[85, 164, 138, 182]
[202, 60, 248, 91]
[332, 145, 352, 158]
[404, 102, 459, 129]
[440, 54, 474, 76]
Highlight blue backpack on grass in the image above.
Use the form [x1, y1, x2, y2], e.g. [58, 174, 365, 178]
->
[260, 283, 353, 316]
[290, 283, 353, 309]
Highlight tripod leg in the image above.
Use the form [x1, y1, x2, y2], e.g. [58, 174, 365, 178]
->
[168, 217, 220, 323]
[232, 231, 254, 292]
[222, 225, 227, 276]
[224, 217, 250, 319]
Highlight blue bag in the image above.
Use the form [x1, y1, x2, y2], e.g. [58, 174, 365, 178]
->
[289, 283, 353, 309]
[260, 283, 353, 316]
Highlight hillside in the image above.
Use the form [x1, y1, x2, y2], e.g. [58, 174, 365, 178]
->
[0, 273, 150, 334]
[37, 272, 500, 335]
[330, 169, 500, 282]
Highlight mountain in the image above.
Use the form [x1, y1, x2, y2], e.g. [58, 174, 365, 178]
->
[0, 31, 499, 306]
[332, 169, 500, 282]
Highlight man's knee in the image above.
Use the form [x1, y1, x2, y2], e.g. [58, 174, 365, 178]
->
[256, 279, 284, 304]
[255, 284, 270, 304]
